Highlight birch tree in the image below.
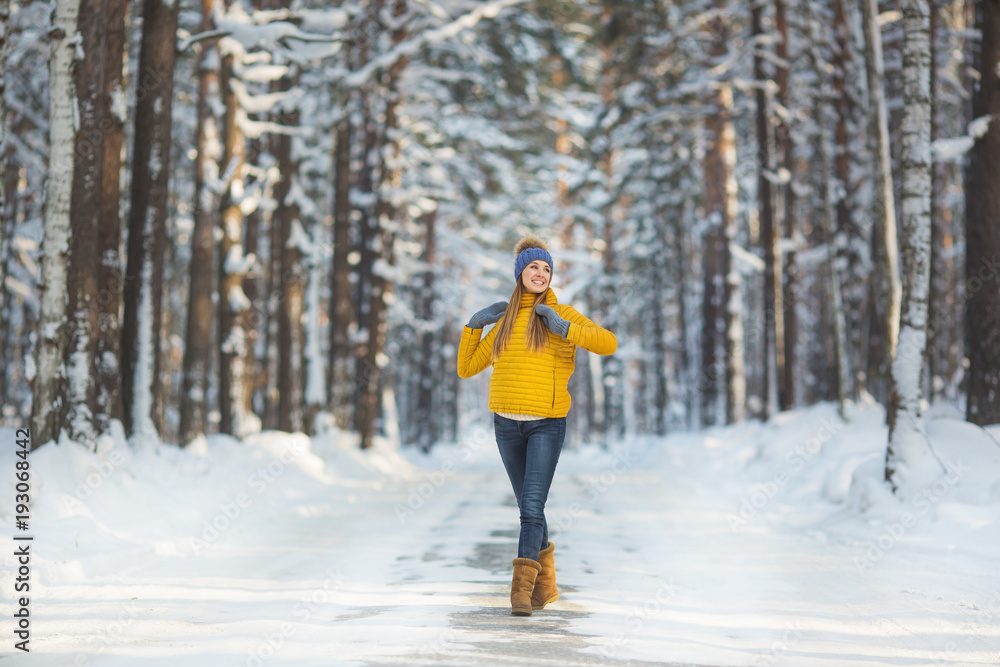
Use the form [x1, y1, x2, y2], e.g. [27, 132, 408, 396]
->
[886, 0, 943, 491]
[31, 0, 79, 446]
[965, 0, 1000, 425]
[33, 0, 126, 446]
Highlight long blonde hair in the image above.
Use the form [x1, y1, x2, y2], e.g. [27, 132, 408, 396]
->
[491, 281, 550, 364]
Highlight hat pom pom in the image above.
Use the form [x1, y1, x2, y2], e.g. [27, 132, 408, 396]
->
[514, 235, 550, 256]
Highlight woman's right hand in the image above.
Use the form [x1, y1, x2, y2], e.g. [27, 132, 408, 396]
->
[466, 301, 508, 329]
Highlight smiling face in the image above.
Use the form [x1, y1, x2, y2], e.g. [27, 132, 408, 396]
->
[520, 260, 551, 294]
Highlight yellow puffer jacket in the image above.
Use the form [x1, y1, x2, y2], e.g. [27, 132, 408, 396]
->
[457, 288, 617, 418]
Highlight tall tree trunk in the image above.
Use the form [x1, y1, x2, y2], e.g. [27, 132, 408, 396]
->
[415, 207, 437, 451]
[965, 0, 1000, 425]
[262, 173, 281, 431]
[274, 117, 304, 434]
[122, 0, 178, 444]
[0, 0, 6, 271]
[933, 0, 966, 401]
[887, 0, 941, 490]
[302, 224, 324, 434]
[754, 2, 784, 418]
[179, 0, 219, 446]
[242, 138, 262, 425]
[833, 0, 861, 400]
[927, 1, 943, 400]
[441, 325, 459, 443]
[671, 198, 693, 430]
[0, 0, 9, 410]
[651, 216, 668, 435]
[353, 58, 378, 447]
[700, 216, 723, 425]
[328, 93, 354, 430]
[0, 167, 12, 413]
[95, 0, 126, 432]
[599, 5, 624, 440]
[861, 0, 902, 404]
[217, 30, 250, 437]
[775, 0, 797, 411]
[701, 11, 742, 426]
[31, 0, 79, 446]
[720, 86, 745, 426]
[803, 0, 849, 418]
[600, 183, 624, 439]
[356, 0, 408, 450]
[62, 0, 126, 445]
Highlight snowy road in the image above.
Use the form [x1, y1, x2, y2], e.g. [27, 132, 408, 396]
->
[3, 405, 999, 666]
[19, 441, 700, 667]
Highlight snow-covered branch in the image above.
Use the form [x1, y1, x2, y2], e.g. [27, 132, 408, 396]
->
[342, 0, 529, 89]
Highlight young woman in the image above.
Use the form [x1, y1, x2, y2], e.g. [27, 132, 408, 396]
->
[457, 235, 617, 616]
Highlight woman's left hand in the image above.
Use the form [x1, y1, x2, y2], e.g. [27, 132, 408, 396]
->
[535, 304, 570, 339]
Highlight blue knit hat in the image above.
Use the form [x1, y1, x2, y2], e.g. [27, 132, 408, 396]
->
[514, 246, 554, 281]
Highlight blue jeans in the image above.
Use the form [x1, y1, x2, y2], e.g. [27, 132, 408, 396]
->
[493, 414, 567, 562]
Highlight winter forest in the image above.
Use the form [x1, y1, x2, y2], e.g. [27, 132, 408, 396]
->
[1, 0, 1000, 663]
[0, 0, 995, 468]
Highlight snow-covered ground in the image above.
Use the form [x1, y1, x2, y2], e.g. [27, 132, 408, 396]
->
[1, 402, 998, 666]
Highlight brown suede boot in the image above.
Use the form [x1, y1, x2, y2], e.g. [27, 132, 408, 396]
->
[510, 558, 542, 616]
[531, 541, 559, 610]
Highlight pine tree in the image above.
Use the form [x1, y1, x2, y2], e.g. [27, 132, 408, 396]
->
[802, 0, 849, 419]
[122, 0, 179, 444]
[216, 3, 252, 437]
[965, 0, 1000, 425]
[179, 0, 221, 446]
[753, 0, 784, 418]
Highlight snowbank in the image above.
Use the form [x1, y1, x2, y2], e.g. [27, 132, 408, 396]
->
[0, 424, 423, 584]
[0, 403, 997, 666]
